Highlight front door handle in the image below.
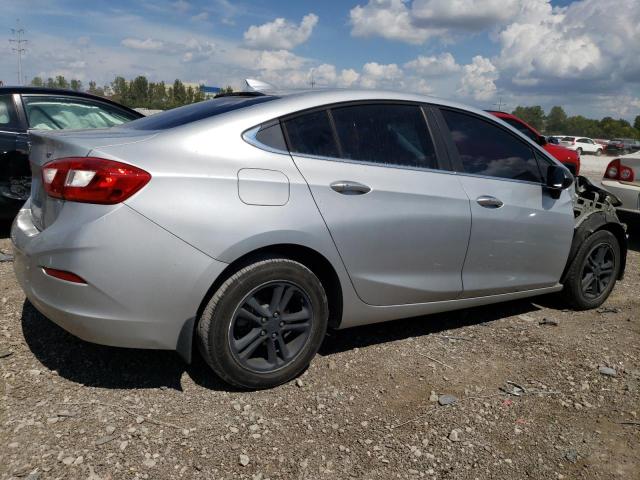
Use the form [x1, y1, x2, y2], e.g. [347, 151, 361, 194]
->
[330, 181, 371, 195]
[476, 195, 504, 208]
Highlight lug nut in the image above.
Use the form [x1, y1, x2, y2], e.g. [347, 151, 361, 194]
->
[279, 321, 284, 327]
[260, 330, 266, 336]
[261, 318, 267, 323]
[271, 332, 277, 338]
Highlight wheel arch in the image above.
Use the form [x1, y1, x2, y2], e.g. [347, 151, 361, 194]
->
[560, 212, 628, 285]
[177, 243, 344, 364]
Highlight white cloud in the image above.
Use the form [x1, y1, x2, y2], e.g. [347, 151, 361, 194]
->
[457, 56, 498, 101]
[171, 0, 190, 13]
[349, 0, 546, 45]
[244, 13, 318, 50]
[494, 0, 640, 95]
[191, 12, 209, 22]
[411, 0, 524, 29]
[360, 62, 403, 88]
[121, 37, 164, 51]
[350, 0, 440, 44]
[404, 52, 460, 76]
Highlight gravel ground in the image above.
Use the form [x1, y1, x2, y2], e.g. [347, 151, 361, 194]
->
[579, 154, 611, 181]
[1, 224, 639, 480]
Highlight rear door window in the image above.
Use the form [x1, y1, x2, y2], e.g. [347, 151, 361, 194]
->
[283, 110, 340, 158]
[0, 94, 20, 130]
[23, 95, 138, 130]
[329, 104, 437, 169]
[441, 109, 542, 183]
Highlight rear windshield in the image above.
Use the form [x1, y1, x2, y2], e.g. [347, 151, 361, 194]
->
[123, 95, 278, 130]
[561, 136, 575, 141]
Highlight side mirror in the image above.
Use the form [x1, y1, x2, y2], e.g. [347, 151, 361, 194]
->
[546, 165, 574, 198]
[537, 135, 547, 146]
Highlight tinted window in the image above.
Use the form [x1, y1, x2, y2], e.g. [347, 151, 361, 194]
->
[330, 104, 437, 169]
[23, 96, 137, 130]
[125, 95, 277, 130]
[442, 109, 542, 182]
[0, 95, 20, 129]
[284, 110, 339, 158]
[501, 117, 538, 142]
[254, 122, 286, 151]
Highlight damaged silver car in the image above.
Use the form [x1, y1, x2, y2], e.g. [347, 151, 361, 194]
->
[12, 86, 627, 389]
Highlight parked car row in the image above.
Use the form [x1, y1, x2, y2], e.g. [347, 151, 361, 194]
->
[0, 87, 143, 218]
[547, 135, 640, 157]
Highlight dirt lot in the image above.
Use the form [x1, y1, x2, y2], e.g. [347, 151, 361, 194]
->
[1, 224, 639, 480]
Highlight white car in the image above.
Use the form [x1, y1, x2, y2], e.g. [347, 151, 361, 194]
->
[602, 153, 640, 219]
[560, 136, 603, 156]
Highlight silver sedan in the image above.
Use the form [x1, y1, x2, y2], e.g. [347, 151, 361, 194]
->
[12, 88, 627, 389]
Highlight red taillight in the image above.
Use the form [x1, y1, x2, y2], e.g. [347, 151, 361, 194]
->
[42, 157, 151, 204]
[604, 159, 635, 182]
[42, 267, 87, 284]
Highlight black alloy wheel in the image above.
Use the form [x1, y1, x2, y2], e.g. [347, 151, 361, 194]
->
[580, 243, 615, 299]
[228, 281, 313, 373]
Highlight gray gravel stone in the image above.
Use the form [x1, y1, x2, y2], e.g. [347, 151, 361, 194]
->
[438, 394, 457, 406]
[599, 366, 617, 377]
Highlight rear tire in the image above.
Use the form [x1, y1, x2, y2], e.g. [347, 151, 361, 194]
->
[561, 230, 620, 310]
[197, 258, 328, 389]
[576, 147, 583, 155]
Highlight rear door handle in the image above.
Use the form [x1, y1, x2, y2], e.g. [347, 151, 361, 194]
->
[330, 181, 371, 195]
[476, 195, 504, 208]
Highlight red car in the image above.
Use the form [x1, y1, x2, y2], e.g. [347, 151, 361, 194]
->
[487, 111, 580, 175]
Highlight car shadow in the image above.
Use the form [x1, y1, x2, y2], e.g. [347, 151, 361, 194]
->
[21, 297, 542, 391]
[20, 300, 237, 392]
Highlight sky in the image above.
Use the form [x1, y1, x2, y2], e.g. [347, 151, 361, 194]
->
[2, 0, 639, 120]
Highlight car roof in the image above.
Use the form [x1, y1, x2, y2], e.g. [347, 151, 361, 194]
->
[0, 86, 143, 117]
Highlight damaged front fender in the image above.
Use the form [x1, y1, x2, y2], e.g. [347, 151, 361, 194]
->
[562, 176, 628, 282]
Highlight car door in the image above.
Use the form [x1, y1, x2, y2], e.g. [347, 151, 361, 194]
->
[436, 107, 574, 297]
[283, 103, 471, 306]
[0, 94, 30, 203]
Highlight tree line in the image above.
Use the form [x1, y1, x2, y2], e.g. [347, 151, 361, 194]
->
[29, 75, 234, 110]
[511, 105, 640, 140]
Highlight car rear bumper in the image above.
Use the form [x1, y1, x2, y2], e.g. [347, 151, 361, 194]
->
[601, 180, 640, 213]
[11, 201, 227, 357]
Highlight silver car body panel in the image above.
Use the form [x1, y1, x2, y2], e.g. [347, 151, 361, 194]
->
[13, 88, 576, 354]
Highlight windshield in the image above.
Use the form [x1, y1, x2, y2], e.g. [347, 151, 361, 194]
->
[561, 136, 575, 141]
[123, 95, 278, 130]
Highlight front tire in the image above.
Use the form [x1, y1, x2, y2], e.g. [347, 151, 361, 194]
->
[596, 148, 602, 156]
[561, 230, 620, 310]
[197, 258, 328, 389]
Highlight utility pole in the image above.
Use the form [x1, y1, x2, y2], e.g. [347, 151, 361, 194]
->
[9, 20, 27, 86]
[492, 96, 506, 111]
[309, 68, 316, 89]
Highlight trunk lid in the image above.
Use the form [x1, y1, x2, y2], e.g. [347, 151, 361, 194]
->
[29, 128, 156, 230]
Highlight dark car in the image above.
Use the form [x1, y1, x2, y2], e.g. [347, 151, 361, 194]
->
[606, 138, 640, 156]
[0, 87, 142, 218]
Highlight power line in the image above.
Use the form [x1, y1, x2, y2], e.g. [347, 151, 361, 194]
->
[9, 20, 28, 86]
[492, 96, 507, 111]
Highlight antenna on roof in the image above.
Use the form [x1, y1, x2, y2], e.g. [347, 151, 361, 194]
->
[244, 78, 276, 93]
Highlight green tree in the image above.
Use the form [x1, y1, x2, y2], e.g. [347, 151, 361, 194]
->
[54, 75, 69, 89]
[129, 76, 149, 107]
[45, 77, 56, 88]
[545, 106, 567, 134]
[110, 76, 129, 105]
[634, 115, 640, 132]
[69, 79, 82, 91]
[87, 80, 105, 97]
[30, 76, 44, 87]
[512, 105, 546, 131]
[171, 79, 186, 108]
